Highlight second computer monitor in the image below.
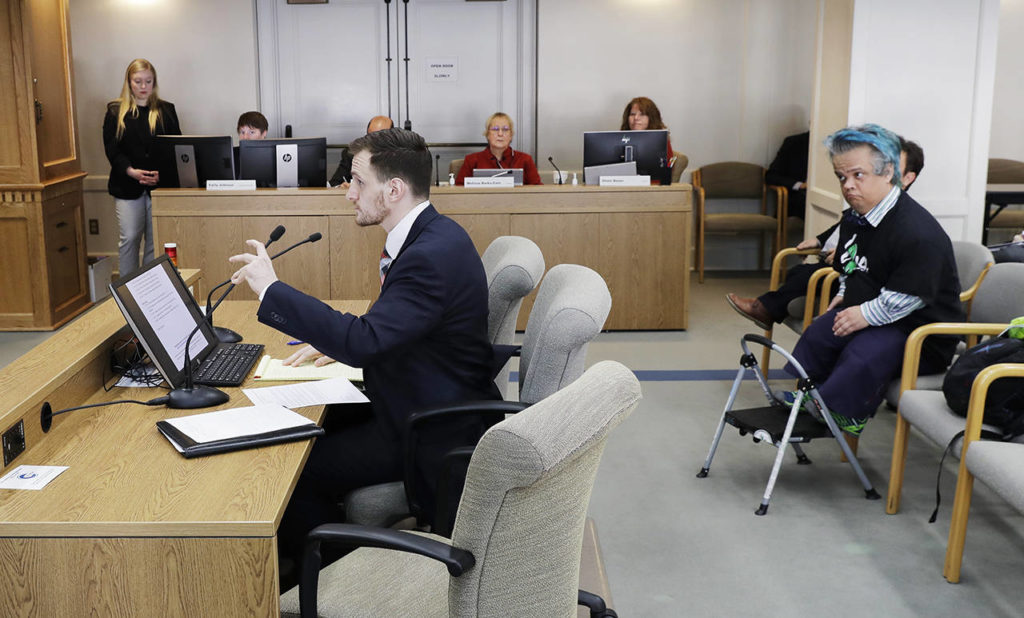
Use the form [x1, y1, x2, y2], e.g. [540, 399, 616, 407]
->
[153, 135, 236, 188]
[583, 130, 671, 185]
[238, 137, 328, 188]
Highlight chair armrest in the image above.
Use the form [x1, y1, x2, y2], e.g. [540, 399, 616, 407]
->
[300, 524, 475, 618]
[768, 248, 819, 291]
[403, 400, 530, 521]
[898, 322, 1009, 395]
[959, 262, 992, 306]
[962, 363, 1024, 448]
[765, 184, 788, 220]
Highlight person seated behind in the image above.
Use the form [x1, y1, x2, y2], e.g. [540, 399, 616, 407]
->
[780, 124, 963, 438]
[455, 112, 542, 185]
[765, 130, 810, 219]
[727, 137, 925, 330]
[621, 96, 675, 162]
[330, 115, 393, 188]
[237, 111, 268, 140]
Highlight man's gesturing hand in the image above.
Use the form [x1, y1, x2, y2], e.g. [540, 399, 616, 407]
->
[228, 239, 279, 295]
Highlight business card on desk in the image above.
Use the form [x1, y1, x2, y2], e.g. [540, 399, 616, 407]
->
[0, 465, 69, 490]
[206, 179, 257, 191]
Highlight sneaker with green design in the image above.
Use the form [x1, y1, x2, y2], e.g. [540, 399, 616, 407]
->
[827, 410, 866, 437]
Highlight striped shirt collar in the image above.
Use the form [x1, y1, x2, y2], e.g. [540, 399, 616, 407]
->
[850, 185, 901, 227]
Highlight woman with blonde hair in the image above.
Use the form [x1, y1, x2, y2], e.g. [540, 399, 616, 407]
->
[455, 112, 542, 185]
[103, 58, 180, 277]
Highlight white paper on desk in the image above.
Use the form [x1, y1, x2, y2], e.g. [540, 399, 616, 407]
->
[242, 376, 369, 408]
[162, 404, 315, 445]
[0, 465, 69, 490]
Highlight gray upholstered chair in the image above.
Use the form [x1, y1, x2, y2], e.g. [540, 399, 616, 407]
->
[888, 350, 1024, 583]
[482, 236, 545, 399]
[886, 265, 1024, 521]
[880, 240, 996, 408]
[280, 360, 642, 618]
[692, 162, 785, 283]
[343, 264, 612, 533]
[670, 151, 689, 184]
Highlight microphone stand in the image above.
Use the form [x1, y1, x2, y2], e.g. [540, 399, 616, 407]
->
[205, 225, 286, 343]
[548, 156, 563, 185]
[435, 154, 440, 187]
[167, 232, 322, 409]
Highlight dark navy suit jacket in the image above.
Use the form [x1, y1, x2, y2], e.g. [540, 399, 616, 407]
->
[258, 204, 500, 441]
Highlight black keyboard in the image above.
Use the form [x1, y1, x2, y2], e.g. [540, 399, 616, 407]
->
[193, 343, 264, 386]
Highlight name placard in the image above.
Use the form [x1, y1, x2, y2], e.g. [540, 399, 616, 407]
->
[206, 180, 257, 191]
[464, 177, 515, 188]
[599, 175, 651, 187]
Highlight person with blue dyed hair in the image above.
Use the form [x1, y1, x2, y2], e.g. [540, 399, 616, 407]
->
[778, 124, 964, 442]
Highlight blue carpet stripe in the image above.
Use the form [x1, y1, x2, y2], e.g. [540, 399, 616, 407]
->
[509, 368, 791, 382]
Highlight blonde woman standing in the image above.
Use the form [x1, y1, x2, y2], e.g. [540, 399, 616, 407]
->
[103, 58, 181, 277]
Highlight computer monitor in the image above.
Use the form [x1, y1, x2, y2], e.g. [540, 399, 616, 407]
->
[153, 135, 235, 188]
[238, 137, 328, 188]
[108, 255, 218, 388]
[583, 130, 671, 185]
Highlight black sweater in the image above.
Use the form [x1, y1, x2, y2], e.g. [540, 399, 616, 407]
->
[103, 101, 181, 199]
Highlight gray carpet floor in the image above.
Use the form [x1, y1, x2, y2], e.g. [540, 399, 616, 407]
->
[2, 270, 1022, 616]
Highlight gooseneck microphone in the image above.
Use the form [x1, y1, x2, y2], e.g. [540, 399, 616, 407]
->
[548, 156, 563, 185]
[168, 231, 324, 409]
[435, 154, 440, 187]
[205, 225, 286, 343]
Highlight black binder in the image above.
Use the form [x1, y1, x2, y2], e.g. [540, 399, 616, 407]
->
[156, 420, 324, 459]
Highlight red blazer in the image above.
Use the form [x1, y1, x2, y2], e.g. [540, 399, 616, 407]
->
[455, 148, 543, 185]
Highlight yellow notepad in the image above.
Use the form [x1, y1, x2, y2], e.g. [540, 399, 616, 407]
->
[252, 355, 363, 382]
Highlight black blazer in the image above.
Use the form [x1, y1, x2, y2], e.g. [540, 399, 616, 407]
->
[103, 101, 181, 199]
[258, 204, 500, 440]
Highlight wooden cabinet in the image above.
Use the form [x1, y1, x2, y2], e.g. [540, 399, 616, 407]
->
[0, 0, 90, 330]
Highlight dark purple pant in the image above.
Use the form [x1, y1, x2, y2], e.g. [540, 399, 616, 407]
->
[787, 308, 944, 422]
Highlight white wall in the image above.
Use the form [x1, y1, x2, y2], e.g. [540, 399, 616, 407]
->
[990, 0, 1024, 159]
[536, 0, 817, 173]
[846, 0, 999, 242]
[69, 0, 260, 255]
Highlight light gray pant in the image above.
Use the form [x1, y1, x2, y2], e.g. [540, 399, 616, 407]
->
[115, 193, 153, 277]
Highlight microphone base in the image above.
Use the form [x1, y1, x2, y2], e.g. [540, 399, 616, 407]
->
[167, 386, 230, 409]
[213, 326, 243, 343]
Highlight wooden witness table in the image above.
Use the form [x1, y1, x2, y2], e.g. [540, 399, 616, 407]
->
[151, 183, 693, 330]
[0, 278, 369, 617]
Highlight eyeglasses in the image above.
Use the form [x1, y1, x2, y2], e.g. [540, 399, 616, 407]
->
[489, 126, 512, 134]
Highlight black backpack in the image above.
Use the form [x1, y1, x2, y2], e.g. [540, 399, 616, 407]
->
[927, 336, 1024, 524]
[942, 336, 1024, 439]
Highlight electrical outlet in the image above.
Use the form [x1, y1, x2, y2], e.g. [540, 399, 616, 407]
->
[2, 419, 26, 466]
[89, 219, 99, 234]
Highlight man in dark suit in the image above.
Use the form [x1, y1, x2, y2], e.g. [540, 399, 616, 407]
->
[765, 130, 810, 220]
[229, 128, 498, 566]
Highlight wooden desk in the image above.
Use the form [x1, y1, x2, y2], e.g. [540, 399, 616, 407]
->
[151, 184, 692, 330]
[0, 286, 369, 617]
[983, 183, 1024, 243]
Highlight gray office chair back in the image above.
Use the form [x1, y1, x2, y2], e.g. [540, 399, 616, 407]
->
[951, 240, 993, 305]
[518, 264, 612, 405]
[449, 360, 641, 616]
[482, 236, 545, 398]
[969, 262, 1024, 324]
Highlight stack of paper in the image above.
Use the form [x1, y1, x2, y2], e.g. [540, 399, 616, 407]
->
[252, 355, 362, 382]
[157, 404, 324, 458]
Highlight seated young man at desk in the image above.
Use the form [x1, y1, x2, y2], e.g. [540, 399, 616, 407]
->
[779, 124, 962, 438]
[229, 128, 500, 568]
[455, 112, 542, 185]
